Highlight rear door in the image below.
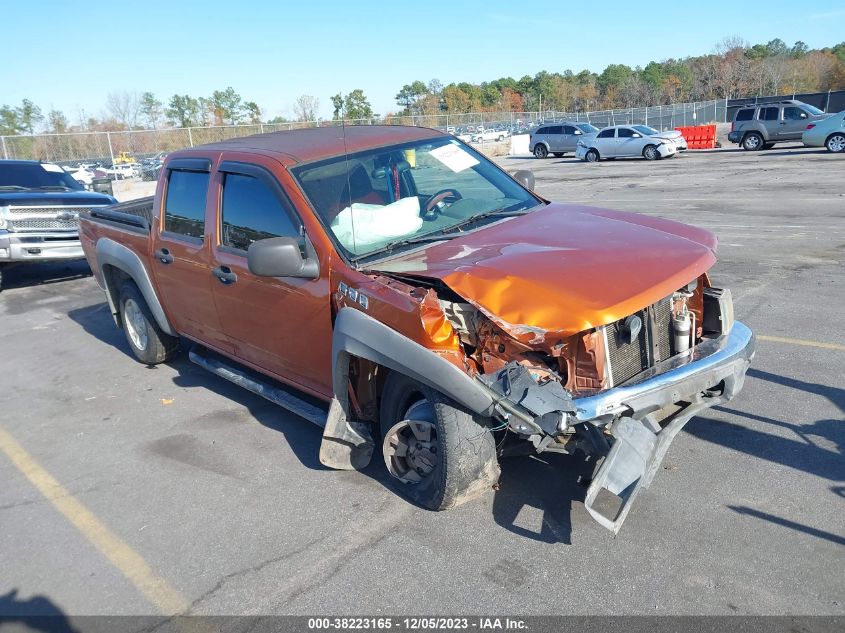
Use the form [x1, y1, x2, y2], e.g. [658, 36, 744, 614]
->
[150, 157, 233, 353]
[595, 128, 617, 156]
[209, 157, 333, 397]
[758, 106, 780, 139]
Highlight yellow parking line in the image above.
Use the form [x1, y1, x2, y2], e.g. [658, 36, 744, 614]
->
[757, 334, 845, 352]
[0, 427, 188, 615]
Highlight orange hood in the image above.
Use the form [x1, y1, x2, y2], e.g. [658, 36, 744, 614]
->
[373, 203, 717, 343]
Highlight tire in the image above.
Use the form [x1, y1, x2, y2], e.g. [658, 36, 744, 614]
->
[533, 144, 548, 159]
[585, 149, 600, 162]
[380, 372, 499, 510]
[742, 132, 764, 151]
[118, 281, 179, 365]
[642, 144, 659, 161]
[826, 133, 845, 153]
[553, 152, 564, 157]
[497, 135, 504, 141]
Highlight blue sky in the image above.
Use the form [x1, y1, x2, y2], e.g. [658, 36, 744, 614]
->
[3, 0, 842, 122]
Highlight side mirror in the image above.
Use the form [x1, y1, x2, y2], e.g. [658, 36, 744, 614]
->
[631, 133, 642, 138]
[513, 170, 535, 191]
[800, 112, 808, 119]
[247, 236, 319, 279]
[574, 129, 583, 135]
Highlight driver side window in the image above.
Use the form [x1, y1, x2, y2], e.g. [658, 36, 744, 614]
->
[783, 107, 808, 121]
[617, 128, 635, 138]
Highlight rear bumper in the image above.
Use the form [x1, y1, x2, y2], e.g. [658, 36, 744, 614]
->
[727, 131, 742, 143]
[0, 231, 84, 262]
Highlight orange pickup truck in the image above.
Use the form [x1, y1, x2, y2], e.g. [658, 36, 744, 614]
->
[79, 126, 755, 533]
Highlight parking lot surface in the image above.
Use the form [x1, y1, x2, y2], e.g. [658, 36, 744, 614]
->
[1, 144, 843, 617]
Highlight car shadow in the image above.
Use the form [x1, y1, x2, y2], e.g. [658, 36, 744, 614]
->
[0, 261, 91, 292]
[0, 589, 79, 632]
[727, 505, 845, 547]
[66, 302, 133, 360]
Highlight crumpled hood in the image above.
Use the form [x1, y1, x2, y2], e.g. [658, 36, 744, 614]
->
[373, 203, 717, 341]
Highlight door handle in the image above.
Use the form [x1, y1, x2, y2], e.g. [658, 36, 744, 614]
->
[212, 265, 238, 285]
[154, 248, 173, 264]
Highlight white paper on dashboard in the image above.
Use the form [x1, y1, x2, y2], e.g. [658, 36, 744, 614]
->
[429, 143, 479, 173]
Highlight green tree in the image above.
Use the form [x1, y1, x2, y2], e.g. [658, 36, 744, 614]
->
[47, 109, 69, 133]
[140, 92, 163, 129]
[344, 89, 373, 120]
[166, 94, 200, 128]
[211, 87, 243, 125]
[0, 105, 22, 135]
[331, 93, 344, 119]
[791, 41, 809, 58]
[17, 99, 43, 134]
[243, 101, 262, 124]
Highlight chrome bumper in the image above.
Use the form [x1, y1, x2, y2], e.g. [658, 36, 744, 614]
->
[0, 231, 84, 262]
[574, 321, 756, 424]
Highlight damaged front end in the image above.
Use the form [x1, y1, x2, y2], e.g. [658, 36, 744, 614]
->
[322, 268, 755, 534]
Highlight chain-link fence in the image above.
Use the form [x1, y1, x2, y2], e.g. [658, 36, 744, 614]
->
[0, 98, 734, 166]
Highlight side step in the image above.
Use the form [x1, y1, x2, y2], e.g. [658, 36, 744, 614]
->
[189, 346, 328, 428]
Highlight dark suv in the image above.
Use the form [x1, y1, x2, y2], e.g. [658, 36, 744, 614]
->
[728, 100, 828, 150]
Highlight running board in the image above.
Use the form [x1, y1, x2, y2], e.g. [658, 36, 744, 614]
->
[189, 346, 328, 428]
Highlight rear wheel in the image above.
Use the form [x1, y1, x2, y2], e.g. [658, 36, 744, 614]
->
[742, 132, 764, 151]
[118, 282, 179, 365]
[585, 149, 600, 162]
[533, 144, 548, 159]
[380, 372, 499, 510]
[642, 144, 659, 161]
[826, 133, 845, 153]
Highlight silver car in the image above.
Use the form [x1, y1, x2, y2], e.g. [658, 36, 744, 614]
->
[530, 122, 599, 158]
[575, 125, 678, 162]
[801, 110, 845, 152]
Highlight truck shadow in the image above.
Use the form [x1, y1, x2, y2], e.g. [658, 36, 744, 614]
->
[0, 261, 91, 291]
[0, 588, 79, 632]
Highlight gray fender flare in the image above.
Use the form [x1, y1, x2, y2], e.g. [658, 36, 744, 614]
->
[318, 307, 496, 470]
[95, 238, 177, 336]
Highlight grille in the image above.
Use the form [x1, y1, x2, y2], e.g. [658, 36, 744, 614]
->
[7, 206, 96, 232]
[604, 296, 674, 386]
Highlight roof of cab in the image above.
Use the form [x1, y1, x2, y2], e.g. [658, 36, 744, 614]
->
[189, 125, 446, 165]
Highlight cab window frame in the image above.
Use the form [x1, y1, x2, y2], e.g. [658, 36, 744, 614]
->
[161, 161, 212, 244]
[216, 161, 304, 257]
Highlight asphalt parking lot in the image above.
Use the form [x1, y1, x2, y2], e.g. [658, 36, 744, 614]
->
[1, 143, 843, 617]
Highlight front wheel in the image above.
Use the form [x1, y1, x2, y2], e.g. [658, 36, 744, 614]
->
[585, 149, 600, 162]
[380, 372, 499, 510]
[642, 144, 659, 161]
[119, 282, 179, 365]
[533, 144, 548, 159]
[826, 133, 845, 153]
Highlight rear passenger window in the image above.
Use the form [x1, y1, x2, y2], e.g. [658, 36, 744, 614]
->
[735, 109, 754, 121]
[221, 173, 299, 251]
[759, 107, 779, 121]
[545, 126, 562, 135]
[597, 129, 615, 139]
[164, 170, 209, 239]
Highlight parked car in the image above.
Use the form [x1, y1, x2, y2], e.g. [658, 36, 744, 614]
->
[67, 167, 96, 186]
[530, 122, 599, 158]
[139, 161, 164, 181]
[631, 125, 688, 151]
[727, 99, 829, 150]
[79, 126, 754, 533]
[0, 160, 115, 290]
[97, 163, 138, 180]
[472, 128, 509, 143]
[576, 125, 678, 161]
[801, 110, 845, 153]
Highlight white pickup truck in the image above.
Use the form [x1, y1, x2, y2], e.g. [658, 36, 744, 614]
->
[471, 128, 510, 143]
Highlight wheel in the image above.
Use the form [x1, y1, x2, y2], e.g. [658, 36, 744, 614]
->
[742, 132, 764, 151]
[826, 133, 845, 153]
[497, 135, 504, 141]
[642, 144, 659, 161]
[118, 281, 179, 364]
[533, 144, 548, 159]
[585, 149, 600, 162]
[553, 152, 564, 157]
[380, 372, 499, 510]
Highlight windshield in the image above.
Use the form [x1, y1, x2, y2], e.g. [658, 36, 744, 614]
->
[633, 125, 660, 136]
[576, 123, 599, 134]
[291, 137, 540, 261]
[803, 104, 824, 115]
[0, 163, 83, 190]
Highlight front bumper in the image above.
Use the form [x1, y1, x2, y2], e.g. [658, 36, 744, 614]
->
[656, 143, 677, 158]
[0, 231, 85, 262]
[579, 321, 755, 532]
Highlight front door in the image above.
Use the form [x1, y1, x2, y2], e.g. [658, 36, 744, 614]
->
[150, 158, 232, 354]
[781, 106, 812, 140]
[209, 159, 333, 398]
[616, 127, 640, 156]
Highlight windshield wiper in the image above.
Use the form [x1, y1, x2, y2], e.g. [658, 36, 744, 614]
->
[382, 232, 460, 252]
[33, 186, 73, 191]
[0, 185, 29, 191]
